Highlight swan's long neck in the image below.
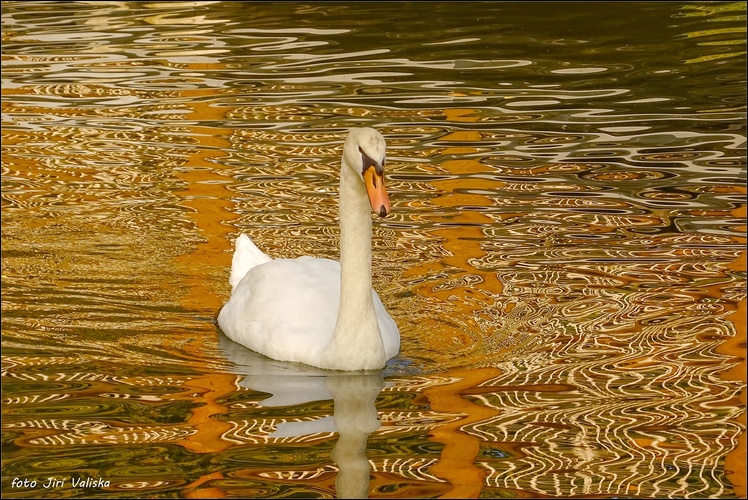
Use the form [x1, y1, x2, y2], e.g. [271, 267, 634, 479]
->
[324, 157, 385, 370]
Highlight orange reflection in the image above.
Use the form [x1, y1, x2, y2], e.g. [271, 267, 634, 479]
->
[167, 83, 240, 465]
[174, 372, 237, 455]
[403, 110, 513, 363]
[407, 108, 505, 298]
[718, 188, 746, 498]
[174, 90, 237, 312]
[423, 367, 502, 498]
[183, 471, 227, 499]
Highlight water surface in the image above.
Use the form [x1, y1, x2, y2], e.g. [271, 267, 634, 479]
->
[2, 1, 746, 498]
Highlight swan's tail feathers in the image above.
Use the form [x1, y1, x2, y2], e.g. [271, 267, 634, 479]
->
[229, 234, 272, 292]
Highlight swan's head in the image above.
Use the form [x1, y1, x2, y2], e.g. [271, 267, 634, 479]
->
[343, 127, 391, 218]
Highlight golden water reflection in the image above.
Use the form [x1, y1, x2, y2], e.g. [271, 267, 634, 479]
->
[2, 1, 746, 498]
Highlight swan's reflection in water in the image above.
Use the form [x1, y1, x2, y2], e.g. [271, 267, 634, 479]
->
[218, 332, 383, 499]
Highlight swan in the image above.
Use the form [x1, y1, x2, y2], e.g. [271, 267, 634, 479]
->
[217, 127, 400, 371]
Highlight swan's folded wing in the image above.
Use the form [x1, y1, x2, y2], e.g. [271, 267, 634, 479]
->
[219, 257, 342, 364]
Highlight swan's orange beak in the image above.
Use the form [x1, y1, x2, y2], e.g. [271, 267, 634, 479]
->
[363, 166, 391, 218]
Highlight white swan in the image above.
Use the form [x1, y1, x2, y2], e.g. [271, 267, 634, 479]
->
[217, 127, 400, 371]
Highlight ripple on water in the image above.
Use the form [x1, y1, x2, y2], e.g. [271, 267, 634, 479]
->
[2, 0, 746, 498]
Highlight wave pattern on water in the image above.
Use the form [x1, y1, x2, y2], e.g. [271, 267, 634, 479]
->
[2, 1, 745, 498]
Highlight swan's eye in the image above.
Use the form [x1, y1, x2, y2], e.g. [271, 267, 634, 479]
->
[359, 146, 383, 175]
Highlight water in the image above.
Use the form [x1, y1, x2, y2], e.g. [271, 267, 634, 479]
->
[2, 1, 746, 498]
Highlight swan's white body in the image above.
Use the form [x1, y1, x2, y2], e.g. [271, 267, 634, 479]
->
[218, 128, 400, 371]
